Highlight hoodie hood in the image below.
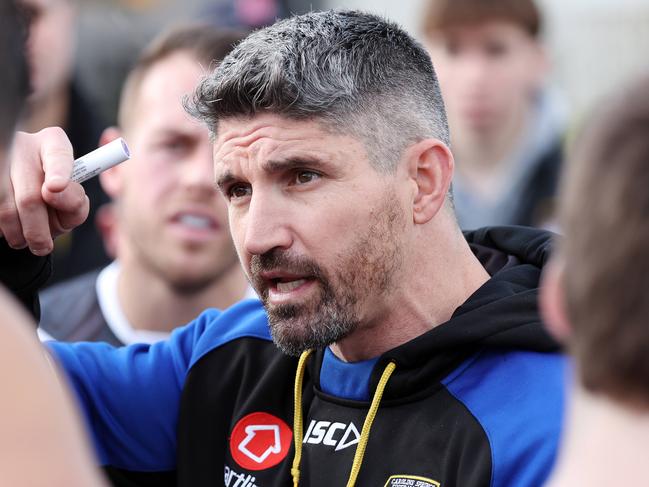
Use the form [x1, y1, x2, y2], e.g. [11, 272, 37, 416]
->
[453, 225, 556, 351]
[314, 226, 560, 402]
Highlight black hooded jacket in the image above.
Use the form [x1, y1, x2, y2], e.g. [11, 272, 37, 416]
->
[0, 238, 51, 321]
[46, 226, 566, 487]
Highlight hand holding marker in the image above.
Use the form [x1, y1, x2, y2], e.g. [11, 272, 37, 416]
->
[71, 138, 130, 184]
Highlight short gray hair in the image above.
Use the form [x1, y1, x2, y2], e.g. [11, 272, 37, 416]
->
[187, 10, 450, 172]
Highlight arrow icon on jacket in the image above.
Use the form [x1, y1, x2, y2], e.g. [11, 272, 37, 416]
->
[237, 424, 282, 464]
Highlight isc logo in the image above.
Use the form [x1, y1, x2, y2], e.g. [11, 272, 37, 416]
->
[302, 420, 360, 451]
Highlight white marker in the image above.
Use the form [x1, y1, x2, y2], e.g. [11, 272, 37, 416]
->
[71, 138, 130, 184]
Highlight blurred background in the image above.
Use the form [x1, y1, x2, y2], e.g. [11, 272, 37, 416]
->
[74, 0, 649, 127]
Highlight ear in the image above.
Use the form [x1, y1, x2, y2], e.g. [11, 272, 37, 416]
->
[539, 257, 572, 343]
[98, 127, 125, 198]
[405, 139, 454, 224]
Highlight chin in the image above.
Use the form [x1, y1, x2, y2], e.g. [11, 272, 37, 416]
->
[165, 255, 237, 293]
[165, 272, 219, 295]
[266, 305, 358, 357]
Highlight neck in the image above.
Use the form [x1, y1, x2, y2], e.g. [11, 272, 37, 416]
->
[452, 106, 530, 197]
[331, 214, 490, 362]
[20, 86, 71, 133]
[116, 257, 249, 333]
[548, 382, 649, 486]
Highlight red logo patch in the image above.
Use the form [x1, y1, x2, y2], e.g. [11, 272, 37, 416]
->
[230, 412, 293, 471]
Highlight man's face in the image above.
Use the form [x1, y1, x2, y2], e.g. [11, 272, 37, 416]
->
[213, 114, 409, 355]
[20, 0, 75, 101]
[115, 52, 238, 291]
[426, 20, 545, 136]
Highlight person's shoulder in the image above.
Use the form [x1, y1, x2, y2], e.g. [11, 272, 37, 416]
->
[39, 270, 102, 332]
[442, 349, 566, 405]
[183, 298, 272, 368]
[40, 270, 100, 300]
[442, 350, 567, 486]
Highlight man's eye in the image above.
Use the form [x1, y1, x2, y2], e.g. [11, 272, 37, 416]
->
[444, 40, 461, 57]
[163, 140, 188, 154]
[227, 184, 252, 200]
[294, 171, 320, 185]
[484, 41, 508, 58]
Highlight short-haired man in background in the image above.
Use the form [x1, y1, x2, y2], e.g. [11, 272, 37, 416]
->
[422, 0, 564, 229]
[0, 2, 105, 484]
[39, 25, 253, 345]
[541, 76, 649, 486]
[4, 10, 565, 487]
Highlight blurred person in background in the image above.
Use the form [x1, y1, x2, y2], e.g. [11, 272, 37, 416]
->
[0, 2, 106, 484]
[39, 25, 254, 345]
[541, 76, 649, 487]
[18, 0, 111, 285]
[422, 0, 565, 229]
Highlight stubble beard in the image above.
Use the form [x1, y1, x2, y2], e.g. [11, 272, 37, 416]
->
[251, 192, 404, 356]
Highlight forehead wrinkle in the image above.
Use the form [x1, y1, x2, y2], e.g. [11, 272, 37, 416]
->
[213, 145, 248, 177]
[214, 137, 270, 176]
[214, 115, 353, 186]
[216, 115, 328, 150]
[214, 127, 276, 168]
[215, 125, 317, 171]
[217, 120, 284, 149]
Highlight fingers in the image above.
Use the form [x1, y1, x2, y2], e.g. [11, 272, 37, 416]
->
[35, 130, 89, 236]
[7, 128, 76, 255]
[10, 132, 57, 255]
[37, 128, 75, 193]
[49, 193, 90, 237]
[42, 180, 86, 211]
[0, 179, 26, 249]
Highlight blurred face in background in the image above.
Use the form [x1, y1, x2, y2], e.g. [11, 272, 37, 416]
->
[101, 52, 239, 292]
[20, 0, 76, 102]
[426, 20, 546, 138]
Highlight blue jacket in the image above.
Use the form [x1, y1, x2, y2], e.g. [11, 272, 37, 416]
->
[49, 226, 566, 487]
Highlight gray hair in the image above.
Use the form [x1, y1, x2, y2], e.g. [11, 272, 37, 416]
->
[187, 9, 450, 172]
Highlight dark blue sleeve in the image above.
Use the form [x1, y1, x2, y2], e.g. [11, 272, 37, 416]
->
[48, 309, 219, 472]
[442, 350, 567, 487]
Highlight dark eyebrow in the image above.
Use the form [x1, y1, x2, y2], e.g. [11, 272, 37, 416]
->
[263, 156, 334, 174]
[152, 127, 196, 139]
[215, 155, 335, 191]
[215, 172, 237, 192]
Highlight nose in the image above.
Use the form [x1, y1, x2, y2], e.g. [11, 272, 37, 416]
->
[241, 188, 293, 257]
[460, 54, 490, 94]
[182, 146, 217, 197]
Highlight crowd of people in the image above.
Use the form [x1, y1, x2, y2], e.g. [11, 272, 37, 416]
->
[0, 0, 648, 485]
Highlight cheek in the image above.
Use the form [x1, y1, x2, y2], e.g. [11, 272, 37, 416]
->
[492, 51, 537, 88]
[34, 18, 74, 67]
[123, 168, 175, 211]
[299, 197, 367, 258]
[435, 60, 459, 93]
[214, 197, 229, 221]
[140, 160, 178, 193]
[228, 211, 248, 259]
[494, 74, 536, 111]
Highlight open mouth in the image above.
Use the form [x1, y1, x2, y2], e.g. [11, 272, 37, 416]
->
[260, 272, 316, 300]
[272, 277, 309, 293]
[170, 211, 219, 231]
